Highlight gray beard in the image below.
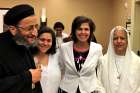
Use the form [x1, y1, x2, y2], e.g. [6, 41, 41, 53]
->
[13, 31, 29, 46]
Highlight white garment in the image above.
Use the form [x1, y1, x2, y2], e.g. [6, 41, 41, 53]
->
[34, 52, 61, 93]
[110, 55, 124, 93]
[56, 32, 68, 48]
[99, 26, 140, 93]
[59, 41, 105, 93]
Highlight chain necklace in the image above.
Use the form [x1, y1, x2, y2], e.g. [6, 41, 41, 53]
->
[114, 59, 121, 79]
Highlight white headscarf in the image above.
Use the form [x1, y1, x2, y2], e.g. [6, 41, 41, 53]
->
[104, 26, 134, 93]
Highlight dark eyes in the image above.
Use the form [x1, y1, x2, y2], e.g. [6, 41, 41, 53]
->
[77, 28, 89, 31]
[113, 37, 126, 40]
[39, 38, 51, 42]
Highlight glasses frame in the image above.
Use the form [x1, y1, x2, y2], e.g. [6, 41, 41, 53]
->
[16, 24, 39, 32]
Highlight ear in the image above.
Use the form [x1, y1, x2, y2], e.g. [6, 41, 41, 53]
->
[8, 26, 18, 36]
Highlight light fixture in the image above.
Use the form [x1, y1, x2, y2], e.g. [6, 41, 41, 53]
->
[41, 8, 47, 27]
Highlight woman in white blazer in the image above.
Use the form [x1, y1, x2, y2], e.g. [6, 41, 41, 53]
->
[30, 26, 61, 93]
[58, 16, 105, 93]
[98, 26, 140, 93]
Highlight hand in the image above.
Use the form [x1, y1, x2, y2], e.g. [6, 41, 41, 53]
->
[29, 68, 42, 83]
[36, 63, 41, 69]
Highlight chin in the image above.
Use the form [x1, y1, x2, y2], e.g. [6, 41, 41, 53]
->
[41, 50, 47, 53]
[79, 40, 88, 43]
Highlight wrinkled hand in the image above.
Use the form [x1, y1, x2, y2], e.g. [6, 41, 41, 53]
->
[29, 68, 42, 83]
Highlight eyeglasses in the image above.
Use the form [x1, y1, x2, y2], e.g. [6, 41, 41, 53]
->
[16, 24, 39, 32]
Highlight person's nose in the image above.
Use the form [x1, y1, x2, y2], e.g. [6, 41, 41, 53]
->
[117, 38, 122, 43]
[31, 28, 38, 36]
[81, 29, 86, 33]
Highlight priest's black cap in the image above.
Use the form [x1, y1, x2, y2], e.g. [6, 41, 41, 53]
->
[4, 4, 35, 26]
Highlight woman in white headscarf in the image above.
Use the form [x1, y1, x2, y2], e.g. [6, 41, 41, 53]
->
[98, 26, 140, 93]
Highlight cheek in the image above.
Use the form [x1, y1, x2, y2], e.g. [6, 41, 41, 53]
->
[113, 41, 116, 45]
[19, 31, 28, 36]
[113, 41, 118, 48]
[75, 31, 79, 36]
[49, 42, 52, 47]
[87, 31, 90, 35]
[124, 42, 128, 47]
[87, 32, 90, 37]
[37, 42, 42, 46]
[37, 46, 41, 51]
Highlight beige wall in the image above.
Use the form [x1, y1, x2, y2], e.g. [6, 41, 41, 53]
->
[0, 0, 43, 22]
[46, 0, 113, 53]
[131, 0, 140, 53]
[0, 0, 132, 54]
[112, 0, 132, 27]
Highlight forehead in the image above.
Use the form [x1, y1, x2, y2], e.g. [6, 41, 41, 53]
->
[39, 33, 52, 39]
[113, 30, 127, 37]
[79, 23, 89, 27]
[55, 27, 63, 31]
[18, 15, 38, 26]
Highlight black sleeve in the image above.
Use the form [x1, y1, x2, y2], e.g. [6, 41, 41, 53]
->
[0, 59, 32, 93]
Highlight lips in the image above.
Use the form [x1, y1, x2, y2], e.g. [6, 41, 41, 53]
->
[39, 45, 49, 53]
[116, 44, 123, 47]
[79, 34, 88, 38]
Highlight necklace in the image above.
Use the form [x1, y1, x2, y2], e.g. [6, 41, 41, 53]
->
[114, 59, 121, 79]
[73, 44, 89, 52]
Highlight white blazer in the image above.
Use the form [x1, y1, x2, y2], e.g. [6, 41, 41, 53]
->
[59, 41, 105, 93]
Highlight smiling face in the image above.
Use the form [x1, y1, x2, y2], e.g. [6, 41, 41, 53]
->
[15, 15, 38, 45]
[75, 23, 90, 43]
[37, 32, 52, 53]
[113, 30, 128, 55]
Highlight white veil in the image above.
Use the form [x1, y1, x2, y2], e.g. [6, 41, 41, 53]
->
[105, 26, 132, 93]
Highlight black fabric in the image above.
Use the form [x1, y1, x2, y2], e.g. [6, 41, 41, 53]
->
[0, 31, 42, 93]
[58, 88, 99, 93]
[58, 88, 67, 93]
[58, 87, 81, 93]
[73, 49, 89, 72]
[4, 4, 34, 25]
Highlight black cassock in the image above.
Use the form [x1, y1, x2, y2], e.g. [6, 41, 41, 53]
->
[0, 31, 42, 93]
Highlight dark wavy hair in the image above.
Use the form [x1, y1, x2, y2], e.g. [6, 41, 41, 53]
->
[71, 16, 96, 43]
[30, 26, 56, 55]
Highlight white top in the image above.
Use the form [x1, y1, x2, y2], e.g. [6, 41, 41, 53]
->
[56, 32, 68, 48]
[113, 55, 124, 93]
[34, 52, 61, 93]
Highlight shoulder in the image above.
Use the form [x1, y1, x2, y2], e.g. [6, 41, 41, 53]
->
[62, 32, 68, 38]
[98, 54, 108, 67]
[61, 41, 73, 48]
[90, 42, 102, 51]
[51, 48, 62, 57]
[59, 41, 73, 55]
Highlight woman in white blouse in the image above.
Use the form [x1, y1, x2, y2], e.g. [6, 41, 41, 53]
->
[30, 26, 61, 93]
